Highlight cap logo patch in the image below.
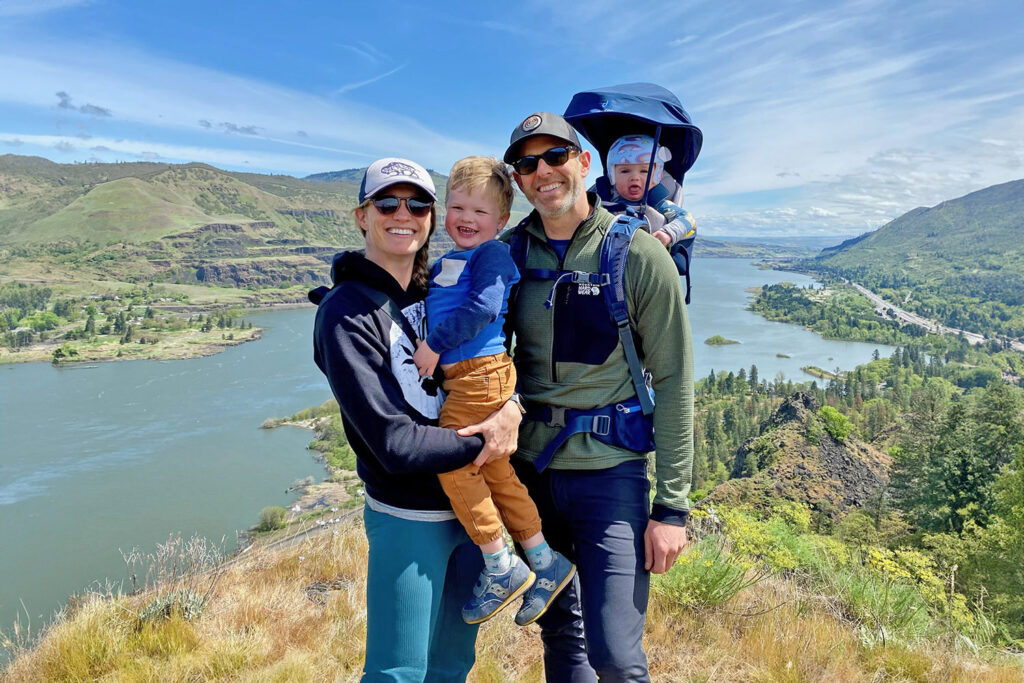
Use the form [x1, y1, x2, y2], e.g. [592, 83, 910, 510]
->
[521, 114, 542, 132]
[380, 161, 421, 179]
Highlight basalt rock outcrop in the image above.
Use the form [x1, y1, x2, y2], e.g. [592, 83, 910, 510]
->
[704, 392, 890, 519]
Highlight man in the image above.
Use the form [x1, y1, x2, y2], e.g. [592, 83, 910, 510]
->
[500, 112, 694, 682]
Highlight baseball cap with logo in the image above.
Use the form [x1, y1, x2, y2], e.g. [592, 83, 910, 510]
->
[503, 112, 582, 164]
[358, 157, 437, 203]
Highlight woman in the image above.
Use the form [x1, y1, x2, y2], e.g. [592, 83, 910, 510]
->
[310, 157, 521, 681]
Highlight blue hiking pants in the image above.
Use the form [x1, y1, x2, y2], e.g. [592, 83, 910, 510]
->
[362, 504, 482, 682]
[513, 458, 652, 683]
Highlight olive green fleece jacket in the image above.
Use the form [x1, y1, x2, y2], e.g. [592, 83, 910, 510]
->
[501, 196, 694, 517]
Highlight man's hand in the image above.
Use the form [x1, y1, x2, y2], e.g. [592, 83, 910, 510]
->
[643, 520, 689, 574]
[413, 340, 440, 377]
[652, 229, 672, 247]
[458, 400, 522, 467]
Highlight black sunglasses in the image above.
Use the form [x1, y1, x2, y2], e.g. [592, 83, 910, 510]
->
[512, 146, 580, 175]
[371, 195, 434, 217]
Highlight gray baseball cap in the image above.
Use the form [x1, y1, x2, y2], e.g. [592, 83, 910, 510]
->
[503, 112, 582, 164]
[358, 157, 437, 202]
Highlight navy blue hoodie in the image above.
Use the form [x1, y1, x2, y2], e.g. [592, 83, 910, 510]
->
[310, 250, 484, 511]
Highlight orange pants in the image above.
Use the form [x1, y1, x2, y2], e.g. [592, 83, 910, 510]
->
[438, 352, 543, 546]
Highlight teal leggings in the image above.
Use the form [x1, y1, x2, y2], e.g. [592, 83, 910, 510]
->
[362, 505, 482, 682]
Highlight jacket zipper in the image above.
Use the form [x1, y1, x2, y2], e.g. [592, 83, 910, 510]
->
[548, 228, 583, 384]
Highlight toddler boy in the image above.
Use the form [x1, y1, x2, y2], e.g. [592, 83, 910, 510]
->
[413, 156, 575, 626]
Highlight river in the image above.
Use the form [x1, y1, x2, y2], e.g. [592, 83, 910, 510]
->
[0, 258, 892, 645]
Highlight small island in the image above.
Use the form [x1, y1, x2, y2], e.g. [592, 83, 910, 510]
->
[704, 334, 740, 346]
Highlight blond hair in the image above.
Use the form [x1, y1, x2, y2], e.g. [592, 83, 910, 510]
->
[445, 156, 514, 217]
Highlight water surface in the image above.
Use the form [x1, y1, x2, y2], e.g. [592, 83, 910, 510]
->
[0, 259, 893, 639]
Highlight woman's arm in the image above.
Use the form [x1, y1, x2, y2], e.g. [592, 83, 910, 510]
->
[314, 303, 484, 475]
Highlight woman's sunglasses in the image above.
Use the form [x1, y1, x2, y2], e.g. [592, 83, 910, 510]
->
[371, 195, 434, 217]
[511, 146, 580, 175]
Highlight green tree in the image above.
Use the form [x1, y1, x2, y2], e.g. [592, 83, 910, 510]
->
[818, 405, 852, 442]
[258, 506, 288, 532]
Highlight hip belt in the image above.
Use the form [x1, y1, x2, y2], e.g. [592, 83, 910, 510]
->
[523, 396, 656, 472]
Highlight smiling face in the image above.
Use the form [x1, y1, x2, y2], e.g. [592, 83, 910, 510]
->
[613, 163, 656, 201]
[512, 134, 591, 221]
[355, 183, 433, 276]
[445, 185, 509, 250]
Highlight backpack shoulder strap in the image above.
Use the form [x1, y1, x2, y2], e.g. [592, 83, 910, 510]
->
[601, 214, 655, 416]
[345, 280, 422, 345]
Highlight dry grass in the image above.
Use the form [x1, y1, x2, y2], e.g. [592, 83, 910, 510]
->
[4, 519, 1021, 682]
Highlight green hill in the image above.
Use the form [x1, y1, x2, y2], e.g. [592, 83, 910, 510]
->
[0, 154, 812, 290]
[795, 178, 1024, 339]
[0, 156, 365, 288]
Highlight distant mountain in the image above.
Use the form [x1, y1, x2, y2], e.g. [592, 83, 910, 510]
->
[795, 178, 1024, 337]
[0, 155, 365, 287]
[807, 179, 1024, 292]
[697, 237, 814, 259]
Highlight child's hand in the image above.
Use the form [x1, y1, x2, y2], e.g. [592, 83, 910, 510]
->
[413, 340, 440, 377]
[652, 229, 672, 247]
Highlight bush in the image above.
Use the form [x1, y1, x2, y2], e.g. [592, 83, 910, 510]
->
[257, 506, 287, 532]
[818, 405, 853, 442]
[138, 589, 207, 623]
[652, 535, 767, 609]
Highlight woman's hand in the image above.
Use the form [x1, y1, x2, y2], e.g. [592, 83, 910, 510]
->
[458, 400, 522, 467]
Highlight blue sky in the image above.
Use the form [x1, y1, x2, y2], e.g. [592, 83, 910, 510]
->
[1, 0, 1022, 237]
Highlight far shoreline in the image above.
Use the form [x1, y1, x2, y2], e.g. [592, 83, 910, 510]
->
[1, 300, 317, 367]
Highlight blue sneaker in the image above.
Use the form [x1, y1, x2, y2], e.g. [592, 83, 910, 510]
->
[461, 555, 535, 625]
[514, 551, 576, 626]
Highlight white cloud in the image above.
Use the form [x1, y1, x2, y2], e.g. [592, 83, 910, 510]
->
[0, 45, 488, 173]
[334, 65, 405, 95]
[1, 133, 356, 175]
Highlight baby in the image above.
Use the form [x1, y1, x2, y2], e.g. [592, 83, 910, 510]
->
[413, 156, 575, 627]
[606, 134, 697, 249]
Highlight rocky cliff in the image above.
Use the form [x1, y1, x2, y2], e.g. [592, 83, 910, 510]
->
[705, 392, 891, 519]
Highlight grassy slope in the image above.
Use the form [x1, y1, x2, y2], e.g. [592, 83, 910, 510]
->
[0, 156, 363, 248]
[4, 517, 1021, 682]
[808, 179, 1024, 285]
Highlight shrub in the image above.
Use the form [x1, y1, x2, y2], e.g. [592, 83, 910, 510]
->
[138, 589, 206, 623]
[257, 506, 287, 532]
[652, 535, 767, 609]
[818, 405, 853, 442]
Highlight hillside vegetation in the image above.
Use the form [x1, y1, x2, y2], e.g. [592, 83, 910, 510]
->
[791, 179, 1024, 340]
[0, 155, 362, 290]
[5, 504, 1023, 682]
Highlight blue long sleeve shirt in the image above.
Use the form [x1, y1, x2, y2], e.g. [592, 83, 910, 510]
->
[425, 240, 520, 365]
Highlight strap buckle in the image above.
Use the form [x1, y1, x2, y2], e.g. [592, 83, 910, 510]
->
[547, 406, 567, 429]
[592, 415, 611, 436]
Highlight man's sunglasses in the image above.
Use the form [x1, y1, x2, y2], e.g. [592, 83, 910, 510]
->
[511, 146, 580, 175]
[370, 195, 434, 217]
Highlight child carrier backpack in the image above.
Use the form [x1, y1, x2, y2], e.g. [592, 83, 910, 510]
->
[506, 213, 657, 472]
[563, 83, 702, 303]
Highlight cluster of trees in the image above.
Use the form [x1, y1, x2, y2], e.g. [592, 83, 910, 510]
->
[798, 263, 1024, 340]
[1, 280, 251, 355]
[751, 282, 928, 346]
[693, 339, 1024, 641]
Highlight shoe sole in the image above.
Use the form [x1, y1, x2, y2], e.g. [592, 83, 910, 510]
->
[463, 571, 537, 625]
[517, 563, 577, 626]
